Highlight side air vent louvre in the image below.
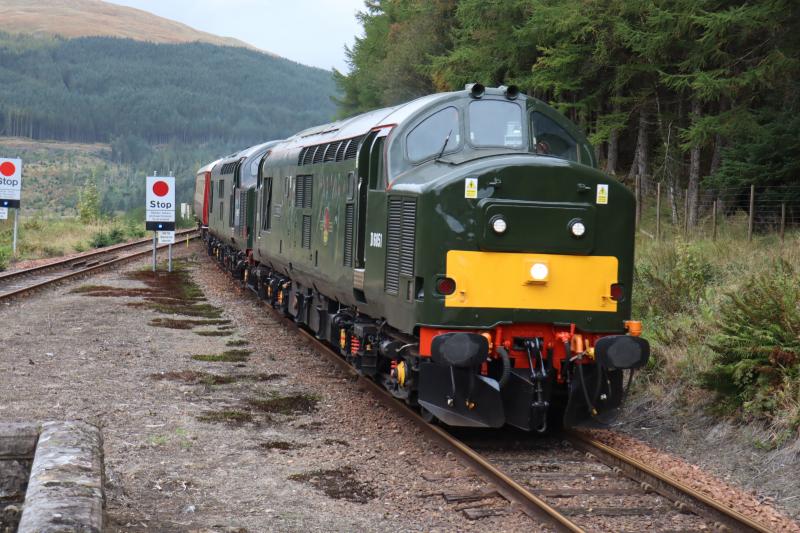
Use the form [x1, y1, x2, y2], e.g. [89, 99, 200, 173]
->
[335, 140, 349, 162]
[236, 189, 247, 235]
[301, 215, 312, 249]
[344, 136, 362, 160]
[303, 175, 313, 208]
[385, 196, 416, 295]
[343, 203, 354, 267]
[323, 142, 339, 162]
[303, 146, 316, 166]
[295, 175, 313, 209]
[295, 176, 304, 208]
[312, 145, 325, 164]
[296, 136, 365, 165]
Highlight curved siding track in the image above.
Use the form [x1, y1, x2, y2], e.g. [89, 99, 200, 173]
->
[0, 229, 197, 301]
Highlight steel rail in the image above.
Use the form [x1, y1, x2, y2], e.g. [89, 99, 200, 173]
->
[252, 296, 584, 532]
[0, 232, 199, 300]
[0, 228, 196, 282]
[210, 255, 772, 533]
[565, 430, 770, 533]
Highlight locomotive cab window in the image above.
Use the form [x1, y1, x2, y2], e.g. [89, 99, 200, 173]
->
[469, 100, 523, 148]
[406, 106, 460, 162]
[530, 112, 579, 162]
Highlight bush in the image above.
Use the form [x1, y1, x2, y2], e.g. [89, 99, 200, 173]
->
[22, 218, 44, 231]
[89, 227, 125, 248]
[634, 243, 715, 317]
[701, 260, 800, 444]
[0, 245, 10, 271]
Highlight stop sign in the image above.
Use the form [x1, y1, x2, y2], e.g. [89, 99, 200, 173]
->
[153, 180, 169, 197]
[0, 157, 22, 208]
[145, 176, 175, 231]
[0, 161, 16, 177]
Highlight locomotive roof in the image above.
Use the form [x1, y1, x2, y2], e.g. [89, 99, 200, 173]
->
[219, 140, 282, 165]
[279, 92, 455, 150]
[196, 159, 221, 174]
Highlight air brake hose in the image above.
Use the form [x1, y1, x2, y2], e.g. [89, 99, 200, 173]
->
[496, 346, 512, 389]
[577, 358, 598, 417]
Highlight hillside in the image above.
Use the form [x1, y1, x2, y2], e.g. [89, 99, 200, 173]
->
[0, 32, 338, 145]
[0, 0, 265, 53]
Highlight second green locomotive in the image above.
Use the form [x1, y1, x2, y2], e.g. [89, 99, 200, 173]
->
[202, 85, 649, 431]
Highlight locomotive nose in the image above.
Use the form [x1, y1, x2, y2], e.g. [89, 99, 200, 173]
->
[478, 198, 596, 254]
[439, 160, 627, 315]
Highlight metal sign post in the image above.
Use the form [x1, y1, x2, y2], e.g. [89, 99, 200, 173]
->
[12, 209, 18, 256]
[145, 176, 176, 272]
[157, 230, 176, 272]
[0, 158, 23, 257]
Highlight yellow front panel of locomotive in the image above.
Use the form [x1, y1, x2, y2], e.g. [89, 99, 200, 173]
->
[445, 250, 619, 312]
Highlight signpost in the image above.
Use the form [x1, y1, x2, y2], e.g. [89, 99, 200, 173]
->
[146, 176, 175, 272]
[0, 158, 22, 256]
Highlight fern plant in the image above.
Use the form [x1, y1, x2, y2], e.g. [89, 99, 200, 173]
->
[702, 260, 800, 441]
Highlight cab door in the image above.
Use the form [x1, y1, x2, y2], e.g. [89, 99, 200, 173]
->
[354, 126, 391, 308]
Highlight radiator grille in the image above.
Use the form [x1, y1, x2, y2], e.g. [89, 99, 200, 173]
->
[343, 203, 354, 267]
[335, 140, 348, 161]
[344, 136, 362, 160]
[295, 175, 313, 209]
[237, 189, 247, 235]
[385, 197, 416, 295]
[324, 142, 339, 162]
[302, 147, 315, 166]
[302, 215, 312, 249]
[312, 145, 325, 164]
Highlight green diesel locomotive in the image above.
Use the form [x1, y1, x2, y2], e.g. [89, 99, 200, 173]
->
[201, 84, 649, 431]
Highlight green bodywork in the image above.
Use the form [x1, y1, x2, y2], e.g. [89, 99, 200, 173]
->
[208, 143, 278, 251]
[215, 89, 635, 337]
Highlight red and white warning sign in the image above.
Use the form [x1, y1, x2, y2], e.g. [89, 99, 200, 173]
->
[146, 176, 175, 231]
[0, 158, 22, 208]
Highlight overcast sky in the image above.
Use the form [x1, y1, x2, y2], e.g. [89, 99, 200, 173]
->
[106, 0, 364, 71]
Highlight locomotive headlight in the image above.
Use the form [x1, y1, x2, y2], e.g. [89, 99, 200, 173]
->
[569, 219, 586, 238]
[490, 215, 507, 234]
[530, 262, 549, 282]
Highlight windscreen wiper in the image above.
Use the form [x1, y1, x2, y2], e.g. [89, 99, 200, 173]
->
[434, 129, 453, 163]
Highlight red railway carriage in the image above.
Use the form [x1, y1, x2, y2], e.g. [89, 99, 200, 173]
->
[193, 160, 220, 228]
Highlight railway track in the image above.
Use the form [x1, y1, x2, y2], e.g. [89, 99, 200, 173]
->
[213, 258, 774, 533]
[0, 228, 197, 300]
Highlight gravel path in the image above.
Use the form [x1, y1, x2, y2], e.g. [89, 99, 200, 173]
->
[0, 245, 535, 532]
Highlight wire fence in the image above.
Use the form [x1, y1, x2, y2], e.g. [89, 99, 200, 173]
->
[634, 176, 800, 242]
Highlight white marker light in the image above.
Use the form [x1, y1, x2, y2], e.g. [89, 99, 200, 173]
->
[571, 221, 586, 237]
[491, 217, 507, 234]
[530, 263, 549, 281]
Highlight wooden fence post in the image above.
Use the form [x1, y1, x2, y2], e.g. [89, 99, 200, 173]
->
[683, 188, 689, 238]
[748, 184, 755, 241]
[780, 202, 786, 242]
[712, 199, 718, 241]
[635, 175, 641, 231]
[656, 182, 661, 242]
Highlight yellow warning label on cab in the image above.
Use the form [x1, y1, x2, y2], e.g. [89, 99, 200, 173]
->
[465, 178, 478, 199]
[596, 184, 609, 205]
